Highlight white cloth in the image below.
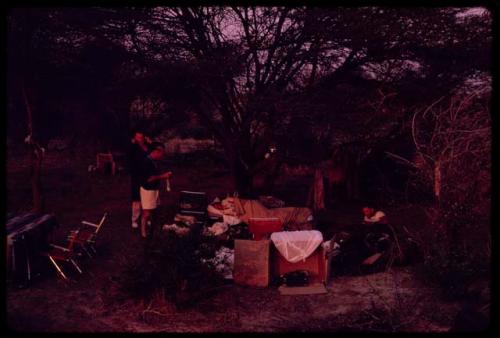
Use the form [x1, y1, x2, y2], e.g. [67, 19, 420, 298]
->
[208, 198, 241, 218]
[222, 214, 241, 225]
[140, 187, 159, 210]
[206, 222, 229, 236]
[174, 214, 197, 225]
[364, 210, 386, 223]
[270, 230, 323, 263]
[163, 223, 190, 236]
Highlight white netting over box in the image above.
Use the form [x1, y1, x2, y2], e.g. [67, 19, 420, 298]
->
[270, 230, 323, 263]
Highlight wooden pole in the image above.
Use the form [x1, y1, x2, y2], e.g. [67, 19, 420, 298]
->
[309, 168, 325, 211]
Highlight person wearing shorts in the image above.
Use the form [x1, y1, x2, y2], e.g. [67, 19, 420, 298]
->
[138, 142, 172, 238]
[129, 128, 152, 229]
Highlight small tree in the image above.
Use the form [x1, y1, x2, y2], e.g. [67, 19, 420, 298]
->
[409, 90, 491, 295]
[411, 91, 490, 212]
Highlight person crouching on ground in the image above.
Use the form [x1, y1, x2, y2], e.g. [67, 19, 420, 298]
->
[362, 205, 392, 256]
[138, 142, 172, 238]
[362, 206, 388, 225]
[130, 128, 152, 230]
[362, 205, 389, 239]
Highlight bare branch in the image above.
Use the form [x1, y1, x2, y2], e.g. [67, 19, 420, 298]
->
[411, 95, 446, 163]
[384, 151, 418, 168]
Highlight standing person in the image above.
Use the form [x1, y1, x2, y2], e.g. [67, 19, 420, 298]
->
[129, 128, 152, 230]
[138, 142, 172, 238]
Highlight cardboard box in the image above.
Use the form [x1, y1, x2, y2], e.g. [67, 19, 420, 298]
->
[278, 283, 328, 295]
[272, 245, 329, 284]
[233, 239, 270, 287]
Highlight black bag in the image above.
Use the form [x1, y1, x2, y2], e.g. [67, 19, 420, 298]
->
[280, 270, 310, 287]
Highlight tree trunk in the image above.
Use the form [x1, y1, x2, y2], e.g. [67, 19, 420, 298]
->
[434, 160, 441, 205]
[224, 141, 255, 198]
[31, 150, 44, 212]
[23, 85, 44, 213]
[252, 151, 283, 195]
[308, 168, 325, 211]
[232, 157, 255, 199]
[346, 159, 360, 200]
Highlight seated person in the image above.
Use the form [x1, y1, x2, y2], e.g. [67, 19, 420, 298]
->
[362, 206, 388, 225]
[361, 205, 392, 253]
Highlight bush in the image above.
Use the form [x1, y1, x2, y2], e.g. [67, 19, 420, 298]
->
[177, 125, 212, 139]
[408, 93, 491, 299]
[421, 201, 490, 299]
[119, 228, 224, 307]
[423, 245, 488, 299]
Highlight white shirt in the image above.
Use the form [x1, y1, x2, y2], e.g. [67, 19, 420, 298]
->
[271, 230, 323, 263]
[364, 211, 386, 223]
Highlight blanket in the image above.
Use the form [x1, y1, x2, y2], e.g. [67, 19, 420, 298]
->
[228, 197, 314, 230]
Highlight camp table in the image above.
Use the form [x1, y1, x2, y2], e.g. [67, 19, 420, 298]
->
[6, 213, 59, 287]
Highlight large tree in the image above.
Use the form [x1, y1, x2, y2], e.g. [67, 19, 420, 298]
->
[129, 7, 491, 196]
[8, 7, 491, 198]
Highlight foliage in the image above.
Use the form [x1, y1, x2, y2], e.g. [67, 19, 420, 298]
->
[8, 7, 492, 194]
[411, 92, 490, 233]
[406, 90, 491, 299]
[175, 124, 213, 140]
[423, 238, 490, 299]
[411, 92, 491, 200]
[119, 228, 224, 306]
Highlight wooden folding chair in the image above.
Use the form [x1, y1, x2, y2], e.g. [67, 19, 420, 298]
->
[68, 212, 108, 258]
[96, 153, 116, 175]
[42, 228, 85, 281]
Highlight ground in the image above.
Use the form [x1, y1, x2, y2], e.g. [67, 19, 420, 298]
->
[6, 148, 463, 332]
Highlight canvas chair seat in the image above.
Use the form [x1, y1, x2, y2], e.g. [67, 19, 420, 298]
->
[41, 227, 87, 281]
[72, 230, 94, 243]
[67, 212, 107, 257]
[47, 247, 73, 260]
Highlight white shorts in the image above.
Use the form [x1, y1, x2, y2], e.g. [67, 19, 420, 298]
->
[140, 187, 160, 210]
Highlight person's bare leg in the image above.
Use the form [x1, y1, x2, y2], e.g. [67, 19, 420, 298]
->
[141, 209, 151, 238]
[132, 201, 141, 228]
[149, 209, 155, 238]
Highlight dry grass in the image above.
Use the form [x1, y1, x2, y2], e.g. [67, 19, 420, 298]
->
[7, 148, 465, 332]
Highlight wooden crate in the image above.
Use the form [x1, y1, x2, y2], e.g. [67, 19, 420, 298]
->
[233, 239, 270, 287]
[271, 244, 329, 284]
[96, 153, 116, 175]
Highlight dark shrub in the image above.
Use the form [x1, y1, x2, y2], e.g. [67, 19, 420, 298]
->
[119, 228, 224, 307]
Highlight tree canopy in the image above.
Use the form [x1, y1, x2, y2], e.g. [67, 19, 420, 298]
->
[7, 6, 492, 196]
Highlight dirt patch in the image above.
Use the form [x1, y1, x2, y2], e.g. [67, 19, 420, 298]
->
[7, 149, 462, 332]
